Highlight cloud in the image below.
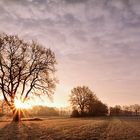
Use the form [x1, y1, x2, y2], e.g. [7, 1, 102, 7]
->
[0, 0, 140, 105]
[64, 0, 88, 4]
[0, 0, 140, 59]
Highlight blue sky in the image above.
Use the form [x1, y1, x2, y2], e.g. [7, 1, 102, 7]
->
[0, 0, 140, 107]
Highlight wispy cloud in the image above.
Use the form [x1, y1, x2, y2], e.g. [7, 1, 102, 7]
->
[0, 0, 140, 106]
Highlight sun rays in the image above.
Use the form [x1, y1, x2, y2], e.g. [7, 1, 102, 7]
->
[14, 99, 31, 109]
[12, 98, 32, 121]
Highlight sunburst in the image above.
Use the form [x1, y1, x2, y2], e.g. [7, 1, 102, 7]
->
[14, 98, 31, 109]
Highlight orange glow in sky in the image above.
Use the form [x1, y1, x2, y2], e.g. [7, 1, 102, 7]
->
[14, 98, 32, 109]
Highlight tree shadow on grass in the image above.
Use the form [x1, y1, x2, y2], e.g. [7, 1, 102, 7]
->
[0, 121, 43, 140]
[0, 122, 20, 140]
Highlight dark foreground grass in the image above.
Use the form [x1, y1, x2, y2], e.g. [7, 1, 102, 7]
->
[0, 117, 140, 140]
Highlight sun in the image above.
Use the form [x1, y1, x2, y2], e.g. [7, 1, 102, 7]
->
[14, 98, 31, 109]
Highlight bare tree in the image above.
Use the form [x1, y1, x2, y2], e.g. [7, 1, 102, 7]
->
[69, 86, 97, 116]
[0, 33, 57, 121]
[131, 104, 140, 116]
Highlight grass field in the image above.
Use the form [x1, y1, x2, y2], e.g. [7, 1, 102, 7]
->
[0, 117, 140, 140]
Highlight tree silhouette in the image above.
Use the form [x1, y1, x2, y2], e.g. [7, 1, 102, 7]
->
[71, 108, 80, 117]
[109, 104, 140, 116]
[0, 33, 56, 121]
[88, 100, 108, 116]
[69, 86, 97, 116]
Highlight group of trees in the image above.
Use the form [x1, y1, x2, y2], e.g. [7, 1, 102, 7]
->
[69, 86, 108, 117]
[69, 86, 140, 117]
[29, 106, 59, 116]
[110, 104, 140, 116]
[0, 33, 139, 121]
[0, 100, 71, 117]
[0, 102, 59, 117]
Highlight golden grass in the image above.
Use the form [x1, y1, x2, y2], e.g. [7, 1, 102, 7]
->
[0, 117, 139, 140]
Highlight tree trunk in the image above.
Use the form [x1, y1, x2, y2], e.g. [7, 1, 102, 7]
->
[80, 108, 84, 116]
[9, 99, 21, 122]
[12, 109, 21, 122]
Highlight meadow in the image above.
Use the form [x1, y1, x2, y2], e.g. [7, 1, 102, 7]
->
[0, 117, 140, 140]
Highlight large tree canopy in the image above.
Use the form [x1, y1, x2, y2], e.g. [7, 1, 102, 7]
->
[69, 86, 97, 115]
[69, 86, 108, 117]
[0, 33, 57, 121]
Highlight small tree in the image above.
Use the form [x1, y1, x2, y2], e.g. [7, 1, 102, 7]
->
[0, 33, 57, 122]
[69, 86, 97, 116]
[71, 109, 80, 117]
[131, 104, 140, 116]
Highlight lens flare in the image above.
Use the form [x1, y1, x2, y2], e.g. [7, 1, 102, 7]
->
[14, 98, 31, 109]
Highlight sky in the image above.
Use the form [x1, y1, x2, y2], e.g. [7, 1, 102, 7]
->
[0, 0, 140, 107]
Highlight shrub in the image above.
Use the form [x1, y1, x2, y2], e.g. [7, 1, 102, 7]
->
[71, 109, 80, 117]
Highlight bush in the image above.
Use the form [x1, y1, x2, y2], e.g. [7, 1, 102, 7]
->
[71, 109, 80, 117]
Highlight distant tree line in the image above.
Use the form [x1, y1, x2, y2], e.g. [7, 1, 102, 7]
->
[69, 86, 108, 117]
[109, 104, 140, 116]
[0, 101, 59, 117]
[0, 100, 70, 117]
[29, 106, 59, 116]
